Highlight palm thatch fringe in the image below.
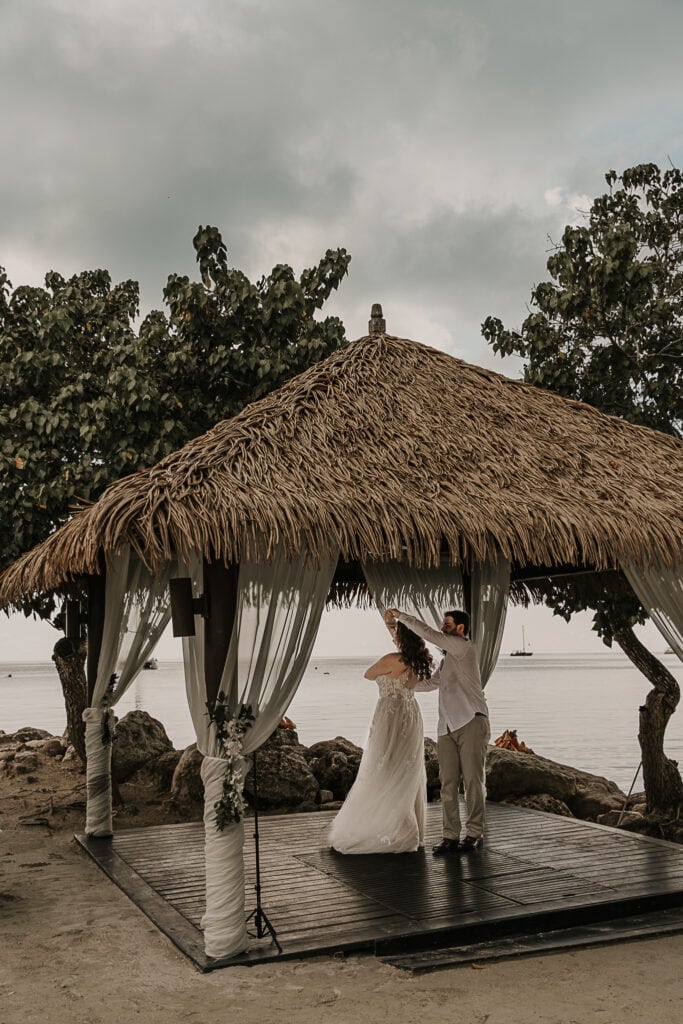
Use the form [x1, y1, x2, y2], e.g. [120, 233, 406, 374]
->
[1, 333, 682, 608]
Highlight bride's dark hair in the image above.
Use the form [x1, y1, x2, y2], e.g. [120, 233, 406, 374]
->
[395, 621, 433, 681]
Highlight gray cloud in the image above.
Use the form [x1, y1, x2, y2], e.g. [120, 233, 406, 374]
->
[1, 0, 682, 370]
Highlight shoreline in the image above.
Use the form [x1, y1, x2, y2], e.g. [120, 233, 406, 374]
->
[4, 654, 683, 793]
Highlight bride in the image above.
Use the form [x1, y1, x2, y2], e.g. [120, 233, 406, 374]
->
[328, 615, 433, 854]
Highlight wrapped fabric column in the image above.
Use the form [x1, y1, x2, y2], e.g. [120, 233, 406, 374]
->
[180, 542, 337, 959]
[83, 547, 175, 836]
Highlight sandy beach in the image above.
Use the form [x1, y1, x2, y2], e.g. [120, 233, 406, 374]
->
[1, 749, 681, 1024]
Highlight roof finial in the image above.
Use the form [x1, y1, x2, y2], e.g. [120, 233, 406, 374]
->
[369, 303, 386, 335]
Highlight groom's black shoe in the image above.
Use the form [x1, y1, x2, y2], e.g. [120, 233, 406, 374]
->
[432, 838, 460, 856]
[459, 835, 483, 851]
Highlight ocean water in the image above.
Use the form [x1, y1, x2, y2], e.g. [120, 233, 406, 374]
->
[1, 653, 682, 793]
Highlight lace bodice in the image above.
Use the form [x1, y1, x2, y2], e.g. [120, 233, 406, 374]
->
[376, 670, 415, 699]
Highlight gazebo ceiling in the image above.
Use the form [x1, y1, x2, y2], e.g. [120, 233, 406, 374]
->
[1, 324, 682, 608]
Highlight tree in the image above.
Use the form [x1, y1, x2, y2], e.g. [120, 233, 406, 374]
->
[1, 228, 350, 761]
[483, 163, 683, 829]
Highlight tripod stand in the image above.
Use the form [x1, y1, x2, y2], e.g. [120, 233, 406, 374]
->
[245, 749, 282, 953]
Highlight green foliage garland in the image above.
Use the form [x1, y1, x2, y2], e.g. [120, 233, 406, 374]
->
[206, 696, 255, 830]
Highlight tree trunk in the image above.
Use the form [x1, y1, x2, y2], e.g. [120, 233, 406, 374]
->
[52, 636, 88, 765]
[611, 623, 683, 817]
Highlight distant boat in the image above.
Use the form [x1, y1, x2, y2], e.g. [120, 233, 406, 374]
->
[143, 658, 158, 670]
[510, 626, 533, 657]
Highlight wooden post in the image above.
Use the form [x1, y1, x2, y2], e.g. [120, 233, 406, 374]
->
[86, 571, 107, 704]
[203, 558, 239, 711]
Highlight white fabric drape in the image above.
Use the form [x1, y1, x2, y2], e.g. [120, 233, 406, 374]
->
[362, 560, 464, 629]
[83, 547, 174, 836]
[624, 562, 683, 661]
[362, 556, 510, 686]
[180, 542, 337, 959]
[470, 557, 510, 685]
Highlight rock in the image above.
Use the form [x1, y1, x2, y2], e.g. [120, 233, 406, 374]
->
[170, 745, 205, 809]
[503, 793, 574, 817]
[318, 789, 335, 804]
[112, 711, 174, 783]
[1, 727, 50, 745]
[597, 809, 644, 828]
[294, 800, 320, 814]
[41, 738, 67, 758]
[61, 745, 79, 763]
[13, 752, 39, 773]
[245, 728, 319, 810]
[265, 725, 305, 750]
[485, 746, 627, 821]
[133, 750, 183, 792]
[424, 737, 440, 799]
[0, 749, 16, 763]
[306, 737, 363, 800]
[486, 746, 578, 803]
[629, 801, 648, 815]
[569, 771, 626, 819]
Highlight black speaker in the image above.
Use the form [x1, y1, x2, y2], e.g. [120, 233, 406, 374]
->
[169, 578, 210, 637]
[169, 578, 195, 637]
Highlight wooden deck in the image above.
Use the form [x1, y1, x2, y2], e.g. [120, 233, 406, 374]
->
[76, 802, 683, 972]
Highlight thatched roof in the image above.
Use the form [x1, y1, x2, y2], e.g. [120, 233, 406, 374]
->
[2, 330, 682, 607]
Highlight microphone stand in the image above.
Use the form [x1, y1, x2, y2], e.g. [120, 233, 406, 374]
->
[245, 749, 282, 953]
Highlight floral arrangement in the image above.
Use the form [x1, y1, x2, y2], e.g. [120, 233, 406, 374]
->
[206, 694, 255, 830]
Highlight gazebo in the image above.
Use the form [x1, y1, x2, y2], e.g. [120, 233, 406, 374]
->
[2, 309, 682, 960]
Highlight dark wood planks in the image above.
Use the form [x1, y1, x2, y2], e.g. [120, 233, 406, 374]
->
[76, 802, 683, 971]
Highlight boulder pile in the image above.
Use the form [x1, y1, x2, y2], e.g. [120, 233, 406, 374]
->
[0, 713, 658, 838]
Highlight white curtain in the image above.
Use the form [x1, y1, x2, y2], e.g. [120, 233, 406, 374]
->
[471, 557, 510, 685]
[623, 562, 683, 661]
[180, 542, 337, 959]
[362, 559, 463, 629]
[362, 555, 510, 686]
[83, 547, 175, 836]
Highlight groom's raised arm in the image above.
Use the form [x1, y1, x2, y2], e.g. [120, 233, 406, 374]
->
[396, 612, 445, 648]
[394, 610, 467, 660]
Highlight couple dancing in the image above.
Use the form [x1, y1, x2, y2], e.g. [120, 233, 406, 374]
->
[329, 608, 490, 856]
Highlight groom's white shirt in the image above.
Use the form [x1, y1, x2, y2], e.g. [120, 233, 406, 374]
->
[397, 613, 488, 734]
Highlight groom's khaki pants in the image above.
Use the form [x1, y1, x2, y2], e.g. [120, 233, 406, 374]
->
[437, 714, 490, 840]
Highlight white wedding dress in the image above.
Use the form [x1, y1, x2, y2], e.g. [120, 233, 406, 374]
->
[328, 670, 426, 854]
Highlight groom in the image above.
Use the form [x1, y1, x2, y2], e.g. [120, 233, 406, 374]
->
[385, 607, 490, 854]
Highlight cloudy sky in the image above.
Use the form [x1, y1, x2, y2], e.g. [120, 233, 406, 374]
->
[2, 0, 682, 659]
[4, 0, 682, 360]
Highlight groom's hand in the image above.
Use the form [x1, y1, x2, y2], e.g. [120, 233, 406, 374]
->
[385, 608, 401, 625]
